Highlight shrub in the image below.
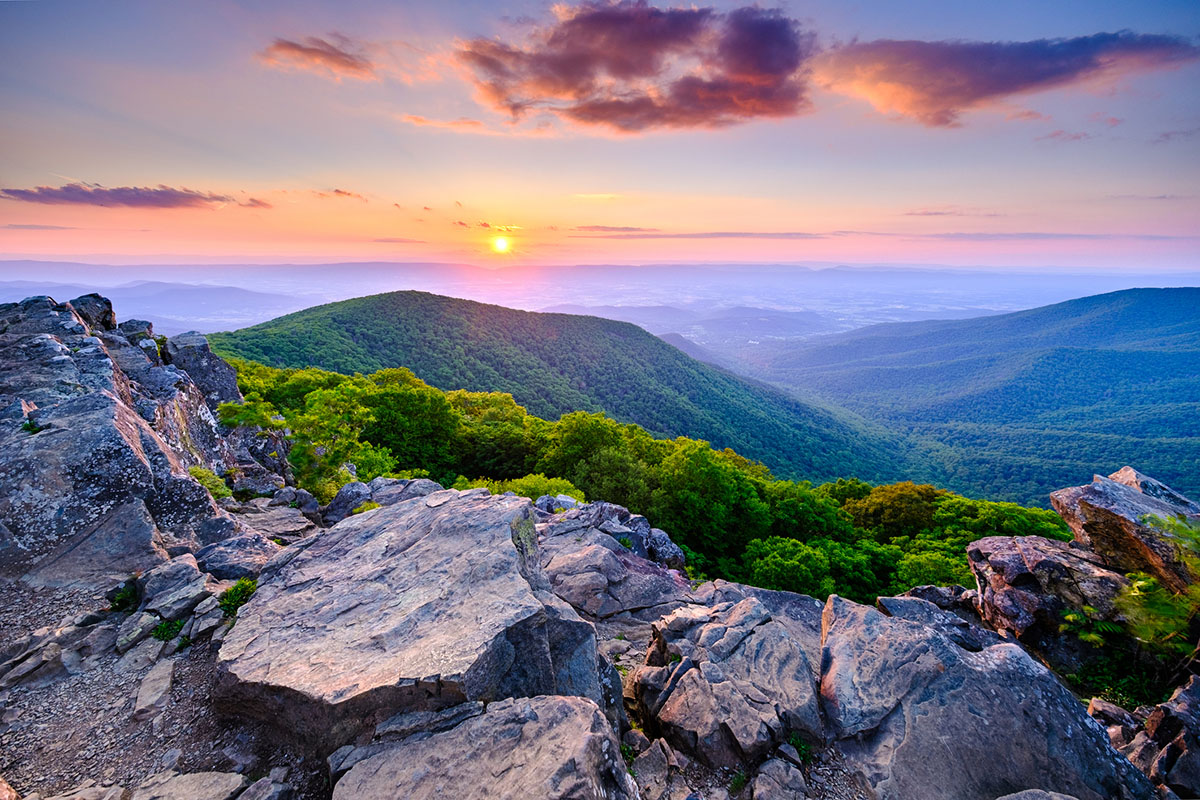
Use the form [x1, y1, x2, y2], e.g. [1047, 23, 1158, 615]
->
[787, 733, 814, 764]
[729, 769, 747, 794]
[151, 619, 185, 641]
[109, 579, 139, 612]
[219, 577, 257, 618]
[617, 536, 633, 549]
[188, 466, 232, 499]
[352, 500, 381, 515]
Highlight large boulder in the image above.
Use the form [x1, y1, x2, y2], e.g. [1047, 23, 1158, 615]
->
[162, 331, 241, 412]
[0, 297, 244, 587]
[217, 489, 608, 751]
[629, 596, 823, 769]
[1051, 468, 1200, 591]
[540, 525, 692, 621]
[331, 695, 637, 799]
[967, 535, 1129, 641]
[194, 532, 280, 580]
[820, 595, 1154, 800]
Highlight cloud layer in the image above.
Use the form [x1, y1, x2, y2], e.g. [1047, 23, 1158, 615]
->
[815, 32, 1199, 126]
[455, 2, 817, 131]
[0, 183, 268, 209]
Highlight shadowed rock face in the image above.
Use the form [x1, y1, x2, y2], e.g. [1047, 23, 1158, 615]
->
[332, 696, 638, 800]
[968, 535, 1129, 640]
[0, 296, 244, 587]
[820, 595, 1154, 800]
[1051, 468, 1200, 591]
[217, 489, 607, 752]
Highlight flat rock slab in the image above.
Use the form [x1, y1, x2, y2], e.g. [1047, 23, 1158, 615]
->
[131, 771, 247, 800]
[332, 695, 637, 800]
[217, 489, 602, 751]
[820, 595, 1154, 800]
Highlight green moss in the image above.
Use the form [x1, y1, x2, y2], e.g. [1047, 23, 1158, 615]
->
[729, 769, 747, 794]
[188, 465, 232, 499]
[352, 500, 381, 515]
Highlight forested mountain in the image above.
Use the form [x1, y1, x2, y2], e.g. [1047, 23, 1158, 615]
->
[757, 288, 1200, 504]
[209, 291, 910, 484]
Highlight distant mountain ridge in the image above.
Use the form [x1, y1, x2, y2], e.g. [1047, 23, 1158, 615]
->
[756, 287, 1200, 503]
[209, 290, 912, 484]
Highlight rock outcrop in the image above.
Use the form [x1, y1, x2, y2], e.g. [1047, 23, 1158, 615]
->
[0, 296, 270, 588]
[1051, 468, 1200, 591]
[820, 595, 1153, 800]
[331, 696, 637, 800]
[217, 489, 609, 751]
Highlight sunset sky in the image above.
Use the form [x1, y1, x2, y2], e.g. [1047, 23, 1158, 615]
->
[1, 0, 1198, 268]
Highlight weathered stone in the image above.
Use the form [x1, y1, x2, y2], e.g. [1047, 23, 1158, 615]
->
[0, 297, 243, 588]
[366, 477, 442, 507]
[1117, 675, 1200, 796]
[541, 527, 692, 620]
[967, 535, 1128, 640]
[322, 481, 372, 525]
[162, 332, 241, 412]
[116, 612, 161, 654]
[992, 793, 1080, 800]
[237, 778, 290, 800]
[227, 498, 317, 542]
[1051, 469, 1200, 591]
[69, 294, 117, 332]
[752, 758, 808, 800]
[631, 597, 823, 770]
[876, 595, 1003, 651]
[40, 785, 126, 800]
[633, 738, 676, 800]
[133, 658, 175, 722]
[647, 528, 686, 570]
[218, 490, 606, 751]
[131, 770, 248, 800]
[195, 532, 280, 580]
[1089, 697, 1138, 729]
[536, 493, 580, 513]
[332, 696, 637, 800]
[139, 555, 210, 620]
[820, 595, 1153, 800]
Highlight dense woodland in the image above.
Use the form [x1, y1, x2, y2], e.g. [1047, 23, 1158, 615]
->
[219, 358, 1069, 603]
[755, 288, 1200, 505]
[209, 291, 913, 487]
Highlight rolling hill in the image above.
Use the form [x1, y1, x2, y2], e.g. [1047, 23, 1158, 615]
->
[757, 288, 1200, 503]
[209, 291, 913, 484]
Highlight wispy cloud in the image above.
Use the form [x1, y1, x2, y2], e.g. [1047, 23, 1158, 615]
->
[0, 182, 269, 209]
[902, 207, 1004, 218]
[259, 34, 377, 81]
[815, 32, 1199, 127]
[573, 224, 660, 232]
[1036, 129, 1092, 143]
[373, 237, 425, 243]
[1156, 126, 1200, 143]
[2, 223, 80, 230]
[456, 3, 818, 132]
[314, 188, 367, 201]
[570, 230, 825, 239]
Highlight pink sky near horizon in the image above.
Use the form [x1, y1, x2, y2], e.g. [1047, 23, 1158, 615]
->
[1, 0, 1198, 270]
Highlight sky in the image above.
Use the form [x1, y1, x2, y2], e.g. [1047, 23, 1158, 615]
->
[1, 0, 1198, 269]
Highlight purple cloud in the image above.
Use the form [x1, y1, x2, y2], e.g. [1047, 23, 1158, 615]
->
[570, 230, 825, 239]
[259, 34, 376, 81]
[816, 31, 1200, 126]
[456, 2, 817, 131]
[0, 182, 251, 209]
[573, 225, 661, 232]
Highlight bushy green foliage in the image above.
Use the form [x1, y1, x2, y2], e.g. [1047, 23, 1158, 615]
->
[219, 578, 257, 618]
[151, 619, 184, 641]
[109, 579, 139, 612]
[352, 500, 381, 515]
[453, 473, 585, 503]
[1116, 515, 1200, 658]
[217, 358, 1064, 602]
[188, 465, 231, 499]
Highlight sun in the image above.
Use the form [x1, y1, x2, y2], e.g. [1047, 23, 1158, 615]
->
[490, 236, 511, 254]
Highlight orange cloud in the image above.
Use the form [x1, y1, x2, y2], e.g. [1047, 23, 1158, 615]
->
[259, 34, 377, 81]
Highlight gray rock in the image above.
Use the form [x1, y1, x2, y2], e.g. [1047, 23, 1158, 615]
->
[116, 612, 162, 654]
[131, 771, 248, 800]
[218, 490, 606, 752]
[535, 493, 580, 513]
[139, 555, 211, 620]
[39, 785, 126, 800]
[227, 498, 317, 542]
[238, 778, 290, 800]
[0, 297, 241, 588]
[69, 294, 117, 332]
[323, 481, 372, 525]
[630, 597, 823, 770]
[133, 658, 175, 721]
[993, 794, 1080, 800]
[876, 595, 1003, 651]
[195, 532, 280, 580]
[541, 527, 692, 620]
[633, 738, 675, 800]
[332, 696, 637, 800]
[162, 331, 241, 412]
[753, 758, 808, 800]
[1051, 468, 1200, 592]
[647, 528, 686, 570]
[820, 595, 1154, 800]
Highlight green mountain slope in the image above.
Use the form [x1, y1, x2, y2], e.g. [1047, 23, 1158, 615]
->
[209, 290, 911, 484]
[758, 288, 1200, 503]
